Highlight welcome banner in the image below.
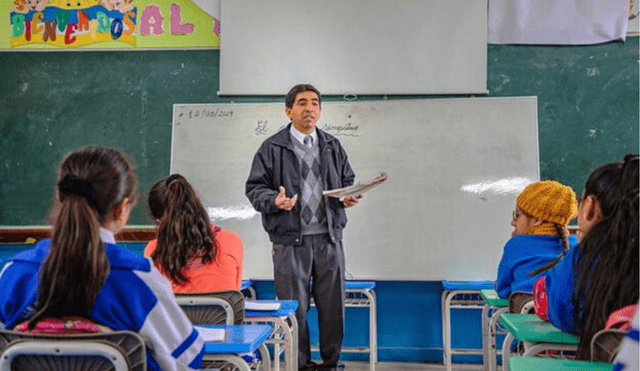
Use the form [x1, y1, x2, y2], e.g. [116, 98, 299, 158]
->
[2, 0, 219, 50]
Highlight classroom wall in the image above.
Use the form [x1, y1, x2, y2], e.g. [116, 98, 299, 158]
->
[0, 39, 638, 226]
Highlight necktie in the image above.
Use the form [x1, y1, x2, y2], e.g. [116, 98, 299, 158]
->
[304, 135, 313, 148]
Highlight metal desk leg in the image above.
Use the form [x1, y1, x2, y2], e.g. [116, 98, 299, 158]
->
[442, 290, 453, 371]
[482, 304, 491, 371]
[501, 332, 515, 368]
[287, 314, 298, 371]
[488, 307, 507, 371]
[365, 288, 377, 371]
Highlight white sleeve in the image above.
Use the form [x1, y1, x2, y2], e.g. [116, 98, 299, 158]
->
[134, 266, 204, 370]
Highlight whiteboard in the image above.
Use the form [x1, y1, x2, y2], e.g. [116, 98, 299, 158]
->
[219, 0, 488, 95]
[171, 97, 539, 280]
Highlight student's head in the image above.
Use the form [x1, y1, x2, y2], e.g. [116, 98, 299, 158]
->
[573, 155, 638, 359]
[147, 174, 216, 286]
[30, 145, 138, 329]
[512, 180, 578, 237]
[576, 155, 639, 241]
[285, 84, 322, 135]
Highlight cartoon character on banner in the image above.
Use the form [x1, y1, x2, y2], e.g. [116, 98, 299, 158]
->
[56, 0, 102, 9]
[13, 0, 47, 14]
[101, 0, 134, 13]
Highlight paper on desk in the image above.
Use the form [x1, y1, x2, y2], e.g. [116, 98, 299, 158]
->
[245, 300, 282, 311]
[322, 172, 387, 199]
[195, 326, 226, 342]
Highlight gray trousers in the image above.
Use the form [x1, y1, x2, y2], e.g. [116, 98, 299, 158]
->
[272, 234, 345, 370]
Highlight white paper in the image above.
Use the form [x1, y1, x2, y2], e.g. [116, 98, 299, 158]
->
[488, 0, 628, 45]
[322, 173, 387, 199]
[195, 326, 226, 342]
[245, 301, 282, 311]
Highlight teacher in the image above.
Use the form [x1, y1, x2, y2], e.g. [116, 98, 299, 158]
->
[246, 84, 360, 371]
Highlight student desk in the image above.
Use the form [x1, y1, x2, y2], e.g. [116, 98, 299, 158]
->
[311, 280, 377, 371]
[480, 289, 509, 371]
[244, 300, 299, 371]
[200, 324, 272, 371]
[441, 280, 495, 371]
[499, 313, 579, 365]
[509, 356, 614, 371]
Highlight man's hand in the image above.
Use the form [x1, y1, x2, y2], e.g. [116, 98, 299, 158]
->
[275, 186, 298, 210]
[342, 194, 362, 207]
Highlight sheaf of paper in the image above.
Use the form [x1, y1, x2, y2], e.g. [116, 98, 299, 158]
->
[195, 326, 226, 342]
[322, 173, 387, 199]
[245, 300, 282, 311]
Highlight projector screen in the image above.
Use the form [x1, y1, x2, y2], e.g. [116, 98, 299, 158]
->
[219, 0, 488, 95]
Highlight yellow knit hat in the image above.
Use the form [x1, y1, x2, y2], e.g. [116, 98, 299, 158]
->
[516, 180, 578, 226]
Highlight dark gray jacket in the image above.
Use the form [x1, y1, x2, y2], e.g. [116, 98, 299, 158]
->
[246, 124, 355, 245]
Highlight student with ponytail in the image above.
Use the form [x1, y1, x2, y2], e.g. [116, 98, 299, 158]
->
[534, 155, 639, 360]
[495, 180, 579, 299]
[0, 145, 204, 371]
[144, 174, 244, 292]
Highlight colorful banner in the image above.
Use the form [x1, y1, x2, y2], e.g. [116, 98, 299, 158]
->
[2, 0, 219, 50]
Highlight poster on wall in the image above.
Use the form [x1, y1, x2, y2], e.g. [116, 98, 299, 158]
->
[2, 0, 220, 50]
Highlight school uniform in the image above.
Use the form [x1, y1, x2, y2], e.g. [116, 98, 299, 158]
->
[0, 229, 204, 371]
[539, 244, 582, 334]
[613, 309, 639, 371]
[496, 234, 578, 299]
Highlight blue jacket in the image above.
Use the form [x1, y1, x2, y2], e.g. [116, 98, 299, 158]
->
[542, 244, 583, 334]
[246, 124, 356, 245]
[0, 239, 205, 371]
[496, 234, 578, 299]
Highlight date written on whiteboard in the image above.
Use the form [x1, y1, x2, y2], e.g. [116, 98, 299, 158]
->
[176, 108, 234, 125]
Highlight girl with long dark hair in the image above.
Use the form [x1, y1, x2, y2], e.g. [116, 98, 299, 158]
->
[0, 145, 204, 371]
[144, 174, 244, 292]
[535, 155, 639, 360]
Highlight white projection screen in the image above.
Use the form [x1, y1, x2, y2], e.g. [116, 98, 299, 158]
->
[219, 0, 488, 95]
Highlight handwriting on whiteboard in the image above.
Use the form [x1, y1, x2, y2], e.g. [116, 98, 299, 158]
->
[254, 121, 360, 137]
[174, 106, 359, 137]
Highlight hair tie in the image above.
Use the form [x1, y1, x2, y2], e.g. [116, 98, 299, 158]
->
[58, 175, 96, 207]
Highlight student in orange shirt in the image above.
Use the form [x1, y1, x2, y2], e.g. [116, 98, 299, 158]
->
[144, 174, 244, 292]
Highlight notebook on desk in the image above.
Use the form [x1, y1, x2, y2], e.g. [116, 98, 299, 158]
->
[195, 326, 226, 342]
[245, 300, 282, 311]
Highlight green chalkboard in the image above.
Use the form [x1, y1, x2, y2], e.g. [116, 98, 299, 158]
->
[0, 39, 638, 225]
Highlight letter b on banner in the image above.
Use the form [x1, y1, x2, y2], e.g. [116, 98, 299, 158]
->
[11, 14, 26, 37]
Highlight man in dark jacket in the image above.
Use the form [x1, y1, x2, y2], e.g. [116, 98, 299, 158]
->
[246, 84, 360, 371]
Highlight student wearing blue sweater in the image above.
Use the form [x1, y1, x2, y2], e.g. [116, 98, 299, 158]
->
[495, 180, 578, 299]
[0, 145, 204, 371]
[534, 155, 639, 360]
